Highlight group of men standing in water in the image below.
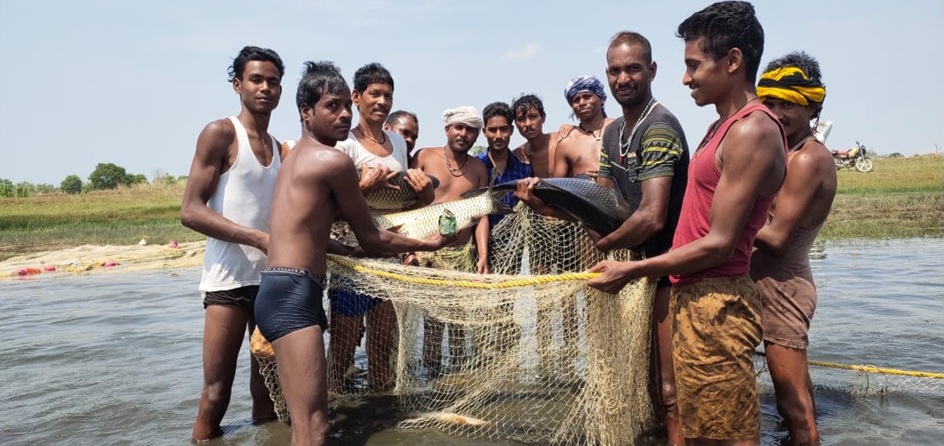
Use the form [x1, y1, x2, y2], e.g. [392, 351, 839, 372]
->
[181, 1, 837, 445]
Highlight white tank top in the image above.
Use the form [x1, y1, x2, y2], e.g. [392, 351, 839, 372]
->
[334, 130, 408, 172]
[199, 116, 281, 292]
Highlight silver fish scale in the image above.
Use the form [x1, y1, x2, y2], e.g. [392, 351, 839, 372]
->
[361, 171, 440, 211]
[372, 192, 505, 239]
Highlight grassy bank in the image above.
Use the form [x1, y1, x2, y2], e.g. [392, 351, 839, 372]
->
[1, 155, 941, 261]
[0, 183, 202, 261]
[820, 154, 943, 239]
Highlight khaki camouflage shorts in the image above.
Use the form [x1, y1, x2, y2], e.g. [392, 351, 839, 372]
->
[671, 275, 762, 440]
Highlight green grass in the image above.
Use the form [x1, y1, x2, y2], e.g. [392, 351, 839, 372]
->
[820, 154, 943, 239]
[0, 183, 202, 261]
[1, 155, 941, 261]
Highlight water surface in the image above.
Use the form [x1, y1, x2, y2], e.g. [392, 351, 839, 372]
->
[1, 238, 942, 445]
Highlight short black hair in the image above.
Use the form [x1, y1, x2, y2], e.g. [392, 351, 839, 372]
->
[228, 46, 285, 82]
[511, 94, 546, 119]
[608, 31, 653, 64]
[764, 51, 822, 84]
[482, 102, 514, 127]
[386, 110, 418, 126]
[295, 61, 349, 110]
[677, 1, 764, 82]
[353, 62, 394, 93]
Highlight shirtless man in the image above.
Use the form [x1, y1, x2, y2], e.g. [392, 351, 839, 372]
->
[512, 94, 558, 178]
[327, 63, 433, 395]
[588, 2, 787, 444]
[414, 106, 489, 373]
[752, 51, 836, 446]
[181, 45, 282, 442]
[384, 110, 420, 167]
[552, 75, 615, 178]
[254, 61, 450, 446]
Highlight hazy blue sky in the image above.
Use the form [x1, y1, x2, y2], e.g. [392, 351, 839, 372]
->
[1, 0, 941, 184]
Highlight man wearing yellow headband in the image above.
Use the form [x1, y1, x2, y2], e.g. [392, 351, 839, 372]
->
[752, 51, 837, 446]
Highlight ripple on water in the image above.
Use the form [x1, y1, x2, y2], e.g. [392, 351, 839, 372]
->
[1, 240, 942, 446]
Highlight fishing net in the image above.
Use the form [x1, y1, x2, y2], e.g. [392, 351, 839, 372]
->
[250, 204, 658, 445]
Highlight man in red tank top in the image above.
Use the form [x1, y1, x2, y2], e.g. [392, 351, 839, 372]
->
[588, 2, 786, 445]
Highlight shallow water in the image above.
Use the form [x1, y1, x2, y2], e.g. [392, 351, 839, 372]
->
[1, 238, 942, 446]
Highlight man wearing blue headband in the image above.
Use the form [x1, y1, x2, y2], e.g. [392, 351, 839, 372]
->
[552, 75, 614, 178]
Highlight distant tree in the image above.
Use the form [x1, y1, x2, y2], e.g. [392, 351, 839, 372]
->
[61, 174, 83, 194]
[35, 183, 56, 194]
[13, 181, 33, 197]
[88, 162, 129, 190]
[469, 145, 487, 157]
[0, 178, 13, 197]
[888, 152, 904, 158]
[127, 173, 148, 186]
[155, 173, 178, 185]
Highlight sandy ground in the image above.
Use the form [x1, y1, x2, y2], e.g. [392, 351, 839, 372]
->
[1, 241, 206, 281]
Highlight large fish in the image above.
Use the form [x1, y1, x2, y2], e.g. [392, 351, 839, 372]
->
[484, 178, 634, 236]
[372, 188, 514, 239]
[359, 170, 441, 211]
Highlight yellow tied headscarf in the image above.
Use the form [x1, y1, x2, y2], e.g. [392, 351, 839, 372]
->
[757, 66, 826, 106]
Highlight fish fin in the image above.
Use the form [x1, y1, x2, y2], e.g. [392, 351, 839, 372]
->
[494, 200, 514, 215]
[460, 181, 517, 199]
[459, 187, 489, 199]
[427, 174, 441, 189]
[386, 224, 405, 234]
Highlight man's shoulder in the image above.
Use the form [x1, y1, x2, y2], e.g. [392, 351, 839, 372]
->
[721, 110, 785, 164]
[644, 104, 684, 131]
[334, 131, 361, 153]
[294, 141, 351, 165]
[386, 130, 407, 151]
[416, 147, 440, 160]
[602, 117, 625, 139]
[468, 155, 487, 169]
[729, 109, 783, 143]
[200, 117, 238, 142]
[792, 140, 835, 171]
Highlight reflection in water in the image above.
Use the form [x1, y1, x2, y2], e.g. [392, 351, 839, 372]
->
[0, 238, 941, 446]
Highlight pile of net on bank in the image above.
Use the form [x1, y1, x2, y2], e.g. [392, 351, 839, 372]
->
[251, 206, 657, 446]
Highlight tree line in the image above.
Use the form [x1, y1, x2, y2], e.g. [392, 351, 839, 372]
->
[0, 163, 187, 198]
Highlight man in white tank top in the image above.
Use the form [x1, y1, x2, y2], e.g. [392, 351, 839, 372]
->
[180, 46, 284, 442]
[327, 63, 435, 395]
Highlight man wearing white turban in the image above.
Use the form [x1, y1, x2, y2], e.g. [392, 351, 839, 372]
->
[413, 105, 490, 374]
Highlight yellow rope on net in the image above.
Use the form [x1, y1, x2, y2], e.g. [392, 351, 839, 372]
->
[329, 255, 601, 289]
[335, 254, 944, 383]
[807, 360, 944, 380]
[755, 351, 944, 380]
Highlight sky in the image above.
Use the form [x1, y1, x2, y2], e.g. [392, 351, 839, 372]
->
[1, 0, 942, 185]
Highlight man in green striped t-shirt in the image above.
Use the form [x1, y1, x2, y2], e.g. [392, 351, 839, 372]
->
[593, 30, 690, 446]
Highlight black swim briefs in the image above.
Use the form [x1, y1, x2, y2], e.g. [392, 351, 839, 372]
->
[254, 267, 328, 342]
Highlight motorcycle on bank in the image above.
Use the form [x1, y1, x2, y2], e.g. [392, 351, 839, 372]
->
[833, 141, 874, 172]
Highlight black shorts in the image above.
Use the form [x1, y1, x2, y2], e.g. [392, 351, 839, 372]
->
[254, 268, 328, 342]
[203, 285, 259, 309]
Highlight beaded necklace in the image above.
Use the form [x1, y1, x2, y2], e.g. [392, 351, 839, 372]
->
[443, 146, 469, 177]
[618, 98, 658, 162]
